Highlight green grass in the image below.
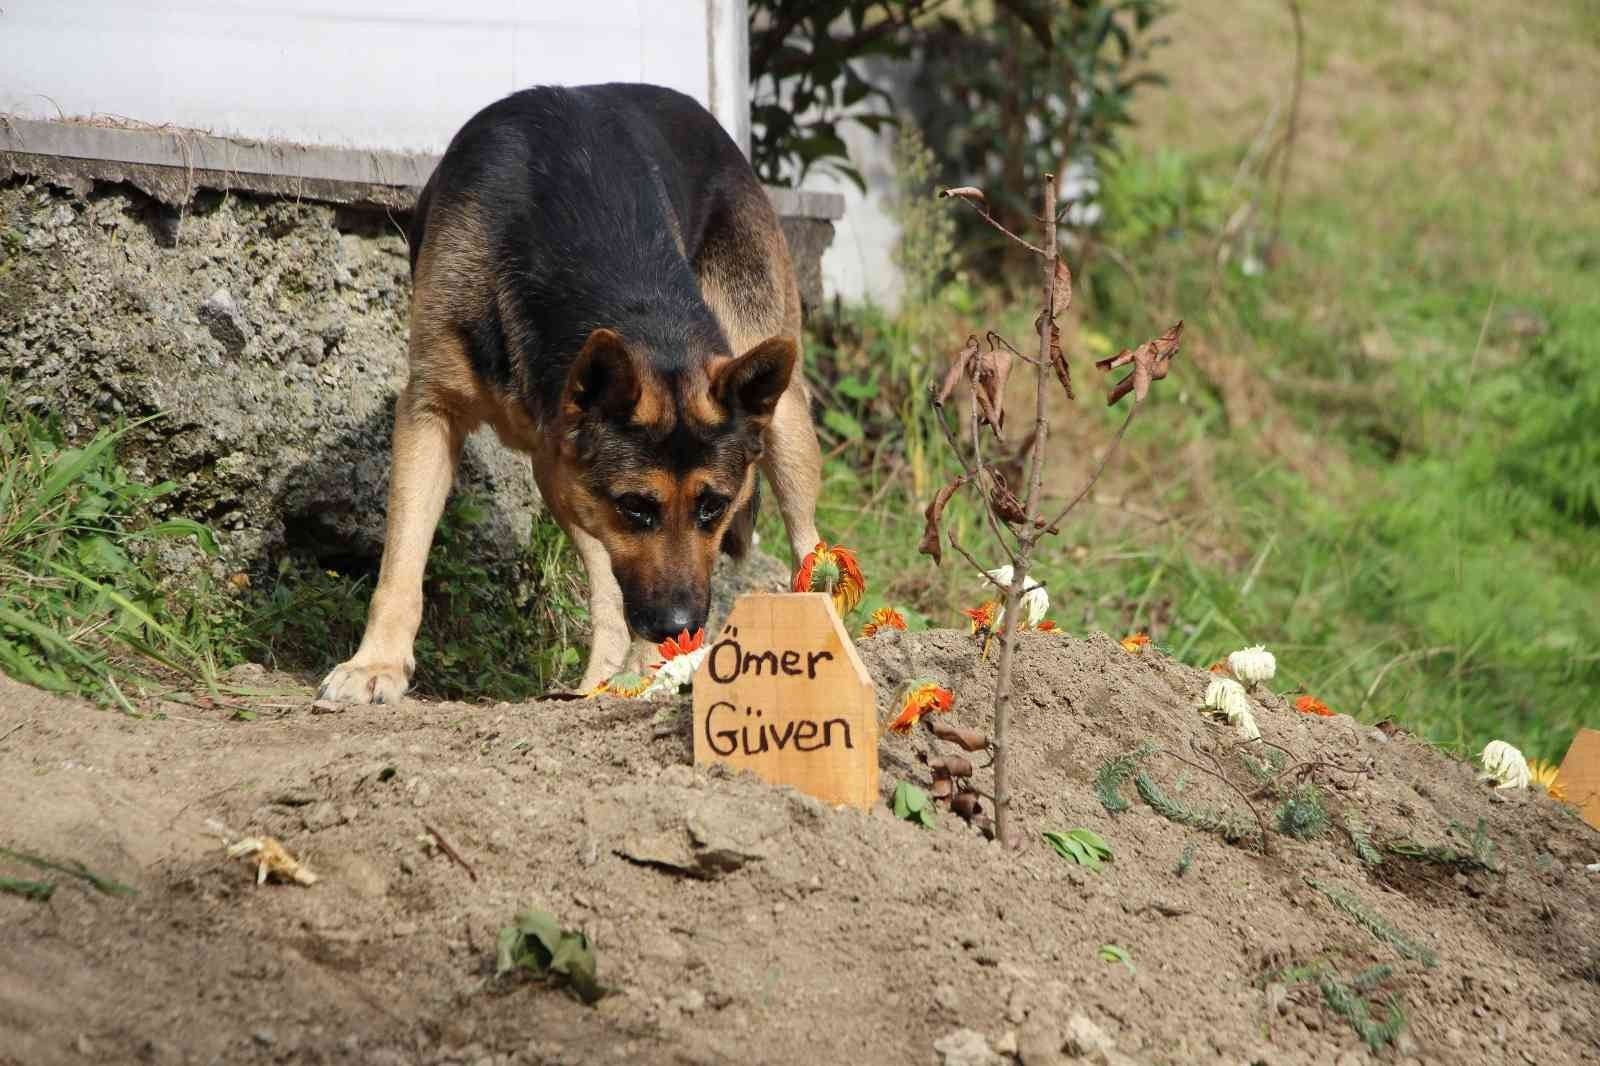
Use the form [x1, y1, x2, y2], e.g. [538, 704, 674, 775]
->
[0, 386, 585, 707]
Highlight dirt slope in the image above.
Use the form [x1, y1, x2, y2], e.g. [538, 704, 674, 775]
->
[2, 631, 1597, 1066]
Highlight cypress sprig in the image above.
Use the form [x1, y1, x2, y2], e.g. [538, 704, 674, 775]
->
[1095, 740, 1159, 814]
[1306, 878, 1438, 968]
[1136, 772, 1251, 842]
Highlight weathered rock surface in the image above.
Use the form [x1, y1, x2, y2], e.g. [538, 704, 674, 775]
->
[0, 180, 538, 575]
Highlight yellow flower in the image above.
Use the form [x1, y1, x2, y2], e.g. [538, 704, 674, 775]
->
[1120, 633, 1150, 653]
[587, 670, 652, 699]
[861, 607, 907, 639]
[1529, 759, 1566, 802]
[794, 541, 866, 614]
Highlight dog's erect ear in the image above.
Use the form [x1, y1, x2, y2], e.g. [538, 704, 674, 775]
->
[711, 337, 796, 420]
[564, 328, 641, 422]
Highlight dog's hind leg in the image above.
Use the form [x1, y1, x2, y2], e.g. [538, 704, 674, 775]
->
[319, 387, 467, 704]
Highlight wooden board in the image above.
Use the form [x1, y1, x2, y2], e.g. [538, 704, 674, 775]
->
[692, 593, 879, 809]
[1556, 727, 1600, 831]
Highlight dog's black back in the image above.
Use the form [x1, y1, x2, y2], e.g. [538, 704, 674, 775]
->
[408, 84, 773, 422]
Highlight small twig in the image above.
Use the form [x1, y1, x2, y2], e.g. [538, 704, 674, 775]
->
[948, 195, 1049, 257]
[0, 720, 28, 746]
[1161, 742, 1271, 854]
[1042, 406, 1138, 531]
[423, 823, 478, 882]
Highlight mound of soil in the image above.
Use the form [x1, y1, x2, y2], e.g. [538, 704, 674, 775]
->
[3, 630, 1597, 1065]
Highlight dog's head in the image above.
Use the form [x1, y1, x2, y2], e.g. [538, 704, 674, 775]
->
[558, 327, 795, 643]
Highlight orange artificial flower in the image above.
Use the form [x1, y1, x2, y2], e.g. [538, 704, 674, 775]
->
[794, 541, 867, 614]
[1208, 660, 1231, 675]
[963, 601, 1000, 635]
[1120, 633, 1150, 653]
[861, 607, 907, 638]
[1036, 619, 1060, 632]
[888, 679, 955, 734]
[1295, 694, 1336, 717]
[657, 628, 705, 661]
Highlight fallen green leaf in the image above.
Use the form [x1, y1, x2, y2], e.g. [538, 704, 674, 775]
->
[1044, 828, 1113, 871]
[1098, 944, 1135, 973]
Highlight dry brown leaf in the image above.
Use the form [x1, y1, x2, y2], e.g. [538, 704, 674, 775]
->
[926, 718, 990, 752]
[1036, 312, 1075, 400]
[936, 335, 980, 407]
[1049, 258, 1073, 316]
[972, 342, 1014, 438]
[930, 777, 953, 800]
[940, 186, 988, 211]
[1096, 321, 1184, 406]
[929, 756, 975, 779]
[985, 467, 1028, 525]
[950, 791, 983, 820]
[918, 474, 970, 565]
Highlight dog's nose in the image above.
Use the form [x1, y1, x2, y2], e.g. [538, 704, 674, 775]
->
[635, 604, 702, 644]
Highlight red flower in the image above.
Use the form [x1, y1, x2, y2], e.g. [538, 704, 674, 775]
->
[1036, 619, 1060, 632]
[1295, 695, 1335, 717]
[962, 601, 1000, 635]
[888, 680, 955, 734]
[657, 628, 705, 661]
[861, 607, 907, 638]
[794, 541, 867, 614]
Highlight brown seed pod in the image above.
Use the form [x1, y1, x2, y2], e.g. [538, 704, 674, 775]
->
[926, 718, 990, 752]
[928, 756, 975, 779]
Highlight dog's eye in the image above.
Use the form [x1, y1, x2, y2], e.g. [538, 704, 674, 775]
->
[615, 494, 659, 530]
[696, 495, 730, 527]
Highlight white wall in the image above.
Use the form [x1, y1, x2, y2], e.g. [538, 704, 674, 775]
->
[0, 0, 731, 154]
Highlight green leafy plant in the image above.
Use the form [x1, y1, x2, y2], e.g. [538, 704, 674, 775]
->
[1275, 783, 1329, 840]
[495, 908, 604, 1004]
[1098, 944, 1135, 973]
[0, 845, 137, 897]
[1135, 772, 1251, 843]
[0, 877, 55, 901]
[244, 501, 585, 701]
[1305, 878, 1438, 968]
[892, 780, 938, 828]
[1044, 828, 1114, 870]
[1318, 971, 1407, 1052]
[0, 395, 232, 709]
[1343, 812, 1383, 868]
[1095, 740, 1159, 813]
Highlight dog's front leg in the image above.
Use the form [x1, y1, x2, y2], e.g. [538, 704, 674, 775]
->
[571, 527, 633, 691]
[759, 381, 823, 569]
[320, 388, 464, 704]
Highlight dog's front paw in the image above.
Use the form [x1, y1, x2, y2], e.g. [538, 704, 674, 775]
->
[318, 658, 413, 704]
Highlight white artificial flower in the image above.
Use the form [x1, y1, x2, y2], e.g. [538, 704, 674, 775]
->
[1227, 645, 1276, 685]
[1203, 677, 1260, 741]
[641, 646, 710, 701]
[1479, 740, 1531, 790]
[985, 564, 1049, 629]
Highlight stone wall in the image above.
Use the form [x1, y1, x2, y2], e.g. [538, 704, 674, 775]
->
[0, 176, 836, 581]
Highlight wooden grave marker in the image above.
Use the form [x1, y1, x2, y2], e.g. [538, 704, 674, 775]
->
[1556, 727, 1600, 831]
[692, 592, 879, 809]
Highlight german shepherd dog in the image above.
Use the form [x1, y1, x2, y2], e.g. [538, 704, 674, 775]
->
[319, 84, 821, 702]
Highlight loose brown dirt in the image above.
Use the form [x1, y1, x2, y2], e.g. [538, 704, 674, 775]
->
[3, 630, 1597, 1066]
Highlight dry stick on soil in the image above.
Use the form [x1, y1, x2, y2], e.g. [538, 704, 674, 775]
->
[423, 823, 478, 882]
[922, 173, 1184, 847]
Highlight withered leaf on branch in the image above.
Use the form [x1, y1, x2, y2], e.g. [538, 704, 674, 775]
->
[919, 474, 971, 565]
[1049, 258, 1073, 316]
[926, 717, 990, 752]
[1096, 320, 1184, 406]
[984, 467, 1028, 525]
[940, 186, 989, 212]
[929, 756, 976, 779]
[937, 335, 980, 408]
[1036, 312, 1075, 400]
[950, 791, 983, 820]
[972, 342, 1014, 439]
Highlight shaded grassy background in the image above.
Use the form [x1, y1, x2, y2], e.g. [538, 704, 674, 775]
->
[782, 0, 1600, 761]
